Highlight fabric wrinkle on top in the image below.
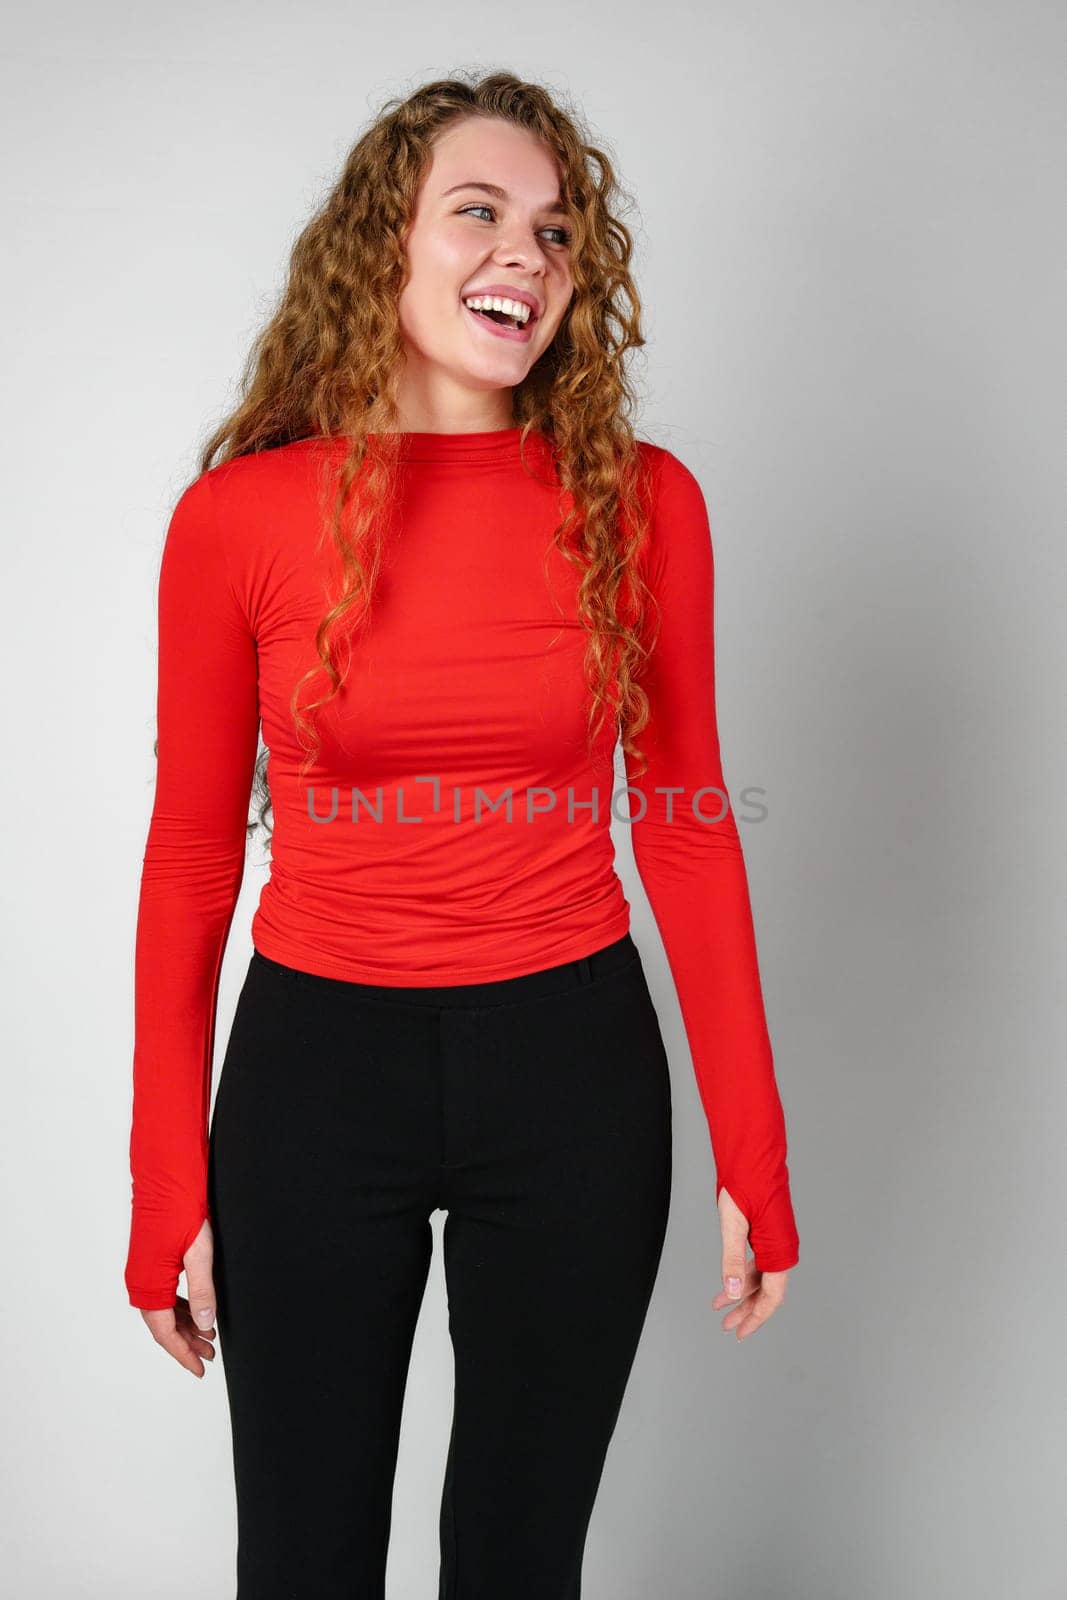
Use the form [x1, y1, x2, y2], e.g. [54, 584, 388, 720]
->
[124, 423, 800, 1310]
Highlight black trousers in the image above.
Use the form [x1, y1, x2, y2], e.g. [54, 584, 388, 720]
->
[207, 930, 673, 1599]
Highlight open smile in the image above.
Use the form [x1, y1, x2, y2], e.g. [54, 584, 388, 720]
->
[462, 298, 536, 344]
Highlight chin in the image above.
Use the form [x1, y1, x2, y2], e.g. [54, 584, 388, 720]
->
[457, 354, 532, 385]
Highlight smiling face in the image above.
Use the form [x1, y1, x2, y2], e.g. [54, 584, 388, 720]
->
[395, 116, 575, 429]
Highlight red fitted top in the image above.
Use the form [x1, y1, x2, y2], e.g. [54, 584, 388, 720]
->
[124, 425, 799, 1309]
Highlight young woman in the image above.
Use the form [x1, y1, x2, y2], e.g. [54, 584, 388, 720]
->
[124, 70, 799, 1598]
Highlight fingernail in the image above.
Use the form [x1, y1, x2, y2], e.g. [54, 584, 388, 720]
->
[196, 1309, 215, 1327]
[726, 1277, 742, 1297]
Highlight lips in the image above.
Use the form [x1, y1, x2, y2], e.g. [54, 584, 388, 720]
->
[464, 285, 542, 321]
[462, 298, 536, 344]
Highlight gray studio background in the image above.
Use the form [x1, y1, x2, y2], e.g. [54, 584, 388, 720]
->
[2, 3, 1064, 1595]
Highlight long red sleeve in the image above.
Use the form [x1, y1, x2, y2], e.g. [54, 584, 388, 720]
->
[124, 473, 260, 1310]
[626, 449, 799, 1271]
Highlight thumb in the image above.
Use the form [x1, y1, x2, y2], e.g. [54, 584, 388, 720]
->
[184, 1234, 217, 1331]
[187, 1275, 217, 1329]
[187, 1268, 217, 1329]
[722, 1248, 746, 1300]
[718, 1189, 749, 1300]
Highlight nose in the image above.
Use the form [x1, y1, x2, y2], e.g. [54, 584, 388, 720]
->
[491, 232, 548, 276]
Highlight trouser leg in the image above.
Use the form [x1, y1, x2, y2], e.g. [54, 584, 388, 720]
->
[208, 954, 438, 1599]
[436, 959, 673, 1599]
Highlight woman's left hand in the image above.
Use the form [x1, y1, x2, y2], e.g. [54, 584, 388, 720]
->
[713, 1186, 790, 1341]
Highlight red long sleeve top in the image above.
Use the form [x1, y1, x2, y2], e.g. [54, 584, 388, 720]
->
[124, 425, 799, 1310]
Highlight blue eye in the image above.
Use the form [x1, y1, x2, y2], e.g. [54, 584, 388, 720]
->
[458, 203, 572, 247]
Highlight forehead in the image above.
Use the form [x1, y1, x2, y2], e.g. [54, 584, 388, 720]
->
[425, 117, 563, 199]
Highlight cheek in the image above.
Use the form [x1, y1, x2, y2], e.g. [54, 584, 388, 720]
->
[398, 275, 450, 353]
[551, 264, 574, 309]
[410, 224, 475, 287]
[544, 283, 574, 341]
[398, 234, 472, 336]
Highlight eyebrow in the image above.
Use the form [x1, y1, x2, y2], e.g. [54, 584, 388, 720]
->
[441, 180, 569, 216]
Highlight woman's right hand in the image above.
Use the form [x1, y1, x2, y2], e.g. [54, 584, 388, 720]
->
[139, 1218, 218, 1378]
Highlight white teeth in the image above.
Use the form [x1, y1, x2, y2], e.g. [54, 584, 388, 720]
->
[463, 295, 532, 326]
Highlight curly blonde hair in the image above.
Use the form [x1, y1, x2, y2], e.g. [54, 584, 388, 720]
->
[189, 69, 661, 841]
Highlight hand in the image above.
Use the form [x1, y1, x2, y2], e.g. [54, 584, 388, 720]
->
[139, 1218, 218, 1378]
[713, 1186, 789, 1341]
